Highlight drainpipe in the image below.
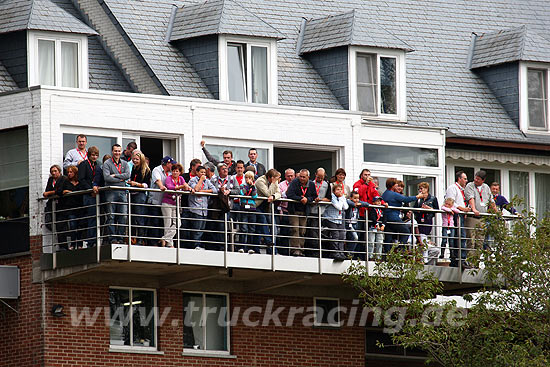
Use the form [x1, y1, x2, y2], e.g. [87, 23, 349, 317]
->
[296, 17, 307, 56]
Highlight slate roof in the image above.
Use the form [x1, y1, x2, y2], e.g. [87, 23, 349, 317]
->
[0, 60, 17, 92]
[170, 0, 285, 42]
[299, 10, 413, 55]
[470, 26, 550, 69]
[0, 0, 97, 35]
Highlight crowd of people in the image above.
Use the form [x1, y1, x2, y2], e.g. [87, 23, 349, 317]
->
[44, 135, 516, 266]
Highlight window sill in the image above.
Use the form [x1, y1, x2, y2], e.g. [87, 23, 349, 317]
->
[183, 350, 236, 359]
[109, 347, 164, 355]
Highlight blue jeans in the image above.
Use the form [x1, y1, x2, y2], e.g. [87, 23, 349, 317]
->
[82, 194, 97, 246]
[131, 192, 147, 243]
[104, 190, 128, 243]
[237, 211, 258, 253]
[148, 204, 163, 245]
[256, 206, 274, 253]
[451, 214, 467, 264]
[187, 212, 206, 248]
[384, 221, 410, 252]
[440, 226, 455, 259]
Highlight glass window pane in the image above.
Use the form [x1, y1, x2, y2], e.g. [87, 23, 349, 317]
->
[357, 54, 375, 84]
[63, 134, 117, 163]
[357, 85, 376, 113]
[205, 295, 228, 351]
[251, 46, 268, 104]
[315, 299, 339, 326]
[109, 289, 130, 346]
[509, 171, 530, 213]
[38, 40, 55, 86]
[183, 293, 204, 349]
[227, 44, 246, 102]
[454, 166, 475, 183]
[480, 168, 501, 186]
[527, 69, 548, 129]
[132, 290, 155, 347]
[380, 57, 397, 114]
[61, 42, 78, 88]
[535, 173, 550, 219]
[364, 144, 438, 167]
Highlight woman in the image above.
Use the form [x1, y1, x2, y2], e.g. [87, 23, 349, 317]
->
[329, 168, 351, 198]
[56, 166, 83, 250]
[128, 151, 152, 246]
[381, 178, 426, 253]
[43, 164, 62, 232]
[161, 163, 191, 248]
[412, 182, 439, 243]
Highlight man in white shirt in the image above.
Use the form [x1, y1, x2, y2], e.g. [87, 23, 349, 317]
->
[149, 156, 175, 245]
[464, 170, 496, 253]
[444, 170, 471, 267]
[63, 134, 88, 172]
[277, 168, 295, 255]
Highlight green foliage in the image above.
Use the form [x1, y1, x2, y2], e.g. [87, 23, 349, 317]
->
[344, 208, 550, 366]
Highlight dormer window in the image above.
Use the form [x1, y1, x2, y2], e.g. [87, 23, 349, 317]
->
[28, 31, 89, 88]
[350, 47, 406, 119]
[219, 36, 277, 104]
[520, 63, 550, 134]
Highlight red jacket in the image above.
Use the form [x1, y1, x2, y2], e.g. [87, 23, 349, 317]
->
[353, 179, 384, 217]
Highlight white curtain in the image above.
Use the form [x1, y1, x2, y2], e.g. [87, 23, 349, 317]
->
[251, 46, 268, 104]
[61, 42, 78, 88]
[357, 54, 376, 113]
[38, 40, 55, 86]
[535, 173, 550, 219]
[509, 171, 530, 213]
[227, 44, 246, 102]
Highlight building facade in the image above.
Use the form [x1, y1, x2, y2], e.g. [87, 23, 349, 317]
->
[1, 0, 549, 366]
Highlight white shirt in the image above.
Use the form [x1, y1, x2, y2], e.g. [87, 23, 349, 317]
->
[445, 183, 466, 209]
[150, 165, 170, 205]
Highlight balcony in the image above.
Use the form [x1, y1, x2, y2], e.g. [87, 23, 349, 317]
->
[38, 187, 516, 295]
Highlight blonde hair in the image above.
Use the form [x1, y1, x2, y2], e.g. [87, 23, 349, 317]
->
[418, 182, 430, 190]
[244, 171, 255, 180]
[133, 151, 150, 178]
[444, 197, 455, 205]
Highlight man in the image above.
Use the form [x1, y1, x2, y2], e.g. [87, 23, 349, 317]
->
[181, 158, 202, 238]
[306, 168, 330, 256]
[206, 163, 232, 250]
[277, 168, 295, 255]
[78, 146, 100, 247]
[63, 134, 88, 171]
[245, 148, 266, 177]
[200, 140, 237, 175]
[149, 156, 175, 245]
[188, 166, 216, 249]
[182, 158, 202, 183]
[286, 169, 317, 256]
[444, 171, 471, 267]
[255, 169, 282, 253]
[353, 168, 384, 244]
[465, 170, 497, 255]
[204, 161, 216, 180]
[102, 144, 131, 244]
[122, 141, 137, 162]
[490, 182, 516, 214]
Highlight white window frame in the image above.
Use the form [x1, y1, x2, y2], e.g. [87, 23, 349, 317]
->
[108, 287, 159, 352]
[519, 62, 550, 134]
[218, 35, 278, 105]
[27, 30, 89, 89]
[182, 291, 231, 356]
[349, 46, 406, 121]
[313, 297, 341, 327]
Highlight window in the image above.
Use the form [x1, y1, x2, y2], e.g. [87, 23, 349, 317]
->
[352, 49, 405, 118]
[364, 143, 438, 167]
[509, 171, 530, 213]
[202, 144, 268, 166]
[29, 31, 88, 88]
[109, 288, 157, 349]
[63, 133, 117, 162]
[314, 298, 340, 327]
[221, 37, 276, 104]
[535, 173, 550, 219]
[183, 292, 229, 353]
[366, 328, 427, 359]
[527, 68, 548, 130]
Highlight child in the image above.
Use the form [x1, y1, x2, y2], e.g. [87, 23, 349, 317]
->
[188, 166, 215, 249]
[323, 185, 349, 261]
[367, 196, 385, 259]
[237, 171, 259, 254]
[345, 191, 369, 259]
[440, 197, 460, 260]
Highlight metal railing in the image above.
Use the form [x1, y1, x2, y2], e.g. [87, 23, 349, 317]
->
[39, 186, 520, 276]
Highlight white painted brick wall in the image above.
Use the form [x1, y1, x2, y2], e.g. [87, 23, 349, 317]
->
[76, 0, 161, 95]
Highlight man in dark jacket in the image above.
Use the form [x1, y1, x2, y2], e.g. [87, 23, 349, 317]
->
[286, 169, 317, 256]
[200, 140, 237, 175]
[245, 148, 266, 178]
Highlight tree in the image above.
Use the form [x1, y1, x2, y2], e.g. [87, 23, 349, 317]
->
[344, 208, 550, 366]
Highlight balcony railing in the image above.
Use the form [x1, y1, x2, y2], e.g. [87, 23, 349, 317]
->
[38, 186, 519, 280]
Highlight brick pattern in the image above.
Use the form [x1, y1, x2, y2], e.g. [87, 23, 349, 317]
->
[304, 46, 349, 109]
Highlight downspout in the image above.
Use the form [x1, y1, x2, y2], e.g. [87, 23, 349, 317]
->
[296, 17, 307, 56]
[165, 4, 178, 43]
[466, 33, 477, 69]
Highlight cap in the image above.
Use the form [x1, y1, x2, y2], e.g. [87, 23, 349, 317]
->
[373, 196, 383, 201]
[162, 156, 176, 164]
